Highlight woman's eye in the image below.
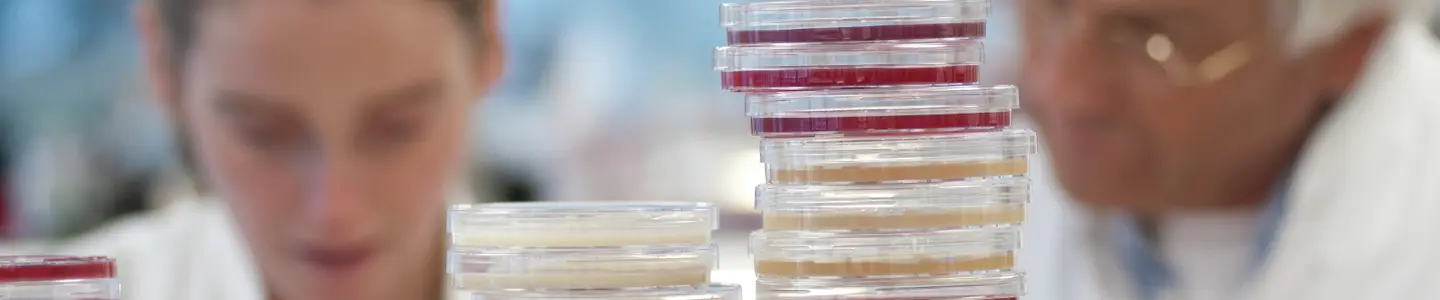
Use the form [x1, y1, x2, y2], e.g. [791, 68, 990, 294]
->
[362, 108, 433, 147]
[366, 122, 423, 145]
[234, 123, 307, 151]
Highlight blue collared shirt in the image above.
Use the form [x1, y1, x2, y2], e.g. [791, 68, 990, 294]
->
[1112, 181, 1290, 300]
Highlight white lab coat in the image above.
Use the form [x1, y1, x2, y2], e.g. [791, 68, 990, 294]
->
[1075, 19, 1440, 300]
[4, 16, 1435, 300]
[2, 173, 479, 300]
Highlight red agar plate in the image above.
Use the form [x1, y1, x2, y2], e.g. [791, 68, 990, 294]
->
[0, 256, 116, 283]
[716, 40, 984, 91]
[746, 85, 1019, 136]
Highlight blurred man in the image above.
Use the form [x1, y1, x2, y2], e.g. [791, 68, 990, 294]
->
[1021, 0, 1440, 299]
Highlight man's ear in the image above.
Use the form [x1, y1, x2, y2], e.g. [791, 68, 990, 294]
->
[469, 0, 506, 100]
[134, 0, 184, 118]
[1318, 14, 1391, 94]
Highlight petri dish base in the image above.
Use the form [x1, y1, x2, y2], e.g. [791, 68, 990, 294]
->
[747, 85, 1019, 136]
[757, 177, 1030, 231]
[449, 244, 717, 291]
[757, 272, 1024, 300]
[751, 227, 1021, 278]
[761, 129, 1037, 184]
[723, 65, 980, 92]
[470, 284, 742, 300]
[716, 40, 984, 92]
[449, 202, 717, 247]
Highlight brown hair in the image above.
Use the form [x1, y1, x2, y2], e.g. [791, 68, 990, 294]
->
[153, 0, 486, 67]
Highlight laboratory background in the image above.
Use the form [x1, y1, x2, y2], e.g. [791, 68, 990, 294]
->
[3, 1, 1439, 299]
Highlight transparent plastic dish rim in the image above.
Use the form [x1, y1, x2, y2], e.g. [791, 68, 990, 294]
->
[721, 0, 990, 28]
[759, 128, 1037, 159]
[751, 225, 1022, 255]
[745, 85, 1019, 117]
[467, 284, 742, 300]
[756, 176, 1031, 210]
[448, 243, 717, 258]
[756, 271, 1024, 299]
[449, 202, 719, 229]
[714, 38, 984, 71]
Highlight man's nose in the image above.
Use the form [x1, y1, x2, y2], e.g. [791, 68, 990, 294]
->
[1026, 19, 1123, 113]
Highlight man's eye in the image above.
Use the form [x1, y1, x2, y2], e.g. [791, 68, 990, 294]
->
[1027, 0, 1070, 16]
[1107, 18, 1159, 44]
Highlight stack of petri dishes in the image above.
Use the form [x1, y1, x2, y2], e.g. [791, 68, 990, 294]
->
[447, 202, 742, 299]
[716, 0, 1035, 299]
[0, 256, 120, 300]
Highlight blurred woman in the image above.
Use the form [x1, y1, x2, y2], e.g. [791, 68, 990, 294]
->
[12, 1, 503, 299]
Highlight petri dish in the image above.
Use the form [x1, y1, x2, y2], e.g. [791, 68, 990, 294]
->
[722, 0, 990, 44]
[757, 177, 1029, 231]
[750, 227, 1020, 278]
[756, 272, 1023, 300]
[746, 85, 1017, 136]
[716, 40, 983, 91]
[0, 256, 119, 300]
[449, 202, 717, 247]
[470, 284, 742, 300]
[449, 244, 716, 290]
[760, 129, 1036, 184]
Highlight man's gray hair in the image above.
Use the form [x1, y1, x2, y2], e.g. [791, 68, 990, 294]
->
[1281, 0, 1437, 53]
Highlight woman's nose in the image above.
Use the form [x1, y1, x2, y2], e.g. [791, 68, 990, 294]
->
[304, 156, 367, 231]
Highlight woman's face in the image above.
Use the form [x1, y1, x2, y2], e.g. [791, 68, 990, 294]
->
[143, 2, 498, 299]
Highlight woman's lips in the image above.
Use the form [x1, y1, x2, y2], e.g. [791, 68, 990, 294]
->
[300, 245, 375, 274]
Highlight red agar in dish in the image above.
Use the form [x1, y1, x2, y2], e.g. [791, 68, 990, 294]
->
[728, 22, 987, 44]
[752, 111, 1011, 135]
[722, 65, 979, 91]
[0, 256, 116, 283]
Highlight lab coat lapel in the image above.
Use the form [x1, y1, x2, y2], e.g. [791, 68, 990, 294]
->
[179, 199, 267, 300]
[1246, 20, 1440, 300]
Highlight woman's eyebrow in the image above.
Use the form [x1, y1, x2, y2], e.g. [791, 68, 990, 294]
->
[362, 76, 447, 114]
[213, 90, 297, 119]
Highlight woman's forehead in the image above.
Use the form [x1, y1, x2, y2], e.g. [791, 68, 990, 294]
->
[184, 1, 471, 110]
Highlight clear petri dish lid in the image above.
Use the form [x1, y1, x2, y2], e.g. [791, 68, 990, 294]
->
[760, 128, 1036, 166]
[0, 256, 116, 283]
[470, 284, 742, 300]
[757, 272, 1024, 300]
[747, 85, 1018, 136]
[715, 39, 983, 71]
[756, 176, 1029, 211]
[750, 226, 1020, 260]
[722, 0, 990, 44]
[450, 202, 718, 247]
